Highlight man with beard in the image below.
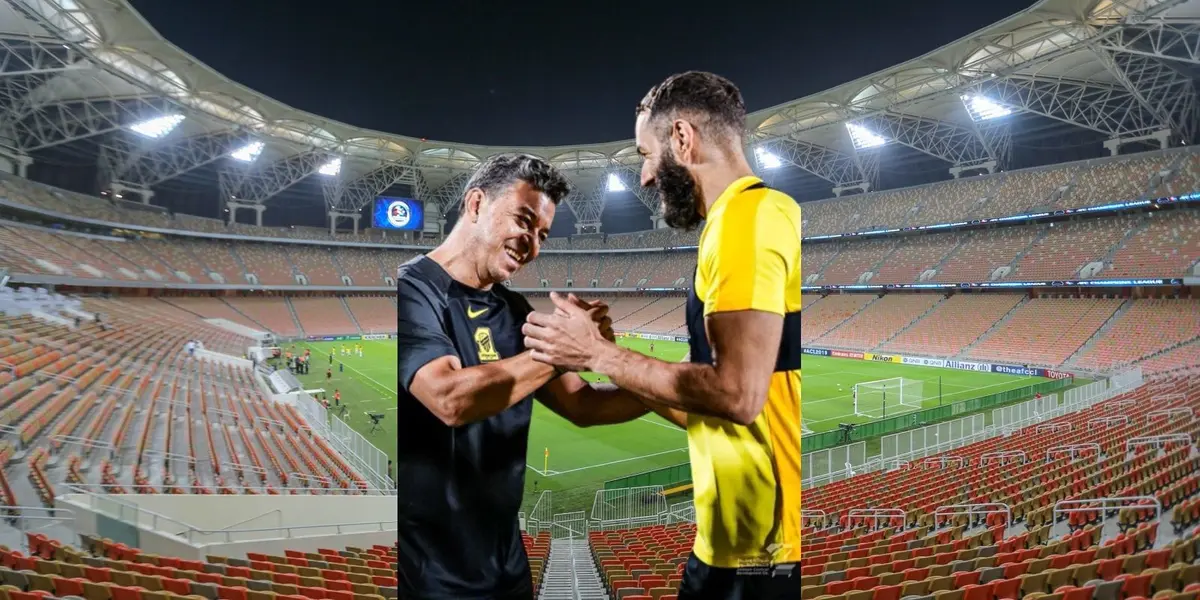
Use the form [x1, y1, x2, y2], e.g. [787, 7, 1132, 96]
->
[397, 153, 686, 600]
[522, 72, 802, 599]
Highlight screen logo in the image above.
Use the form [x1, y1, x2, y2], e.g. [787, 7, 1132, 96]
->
[387, 199, 412, 229]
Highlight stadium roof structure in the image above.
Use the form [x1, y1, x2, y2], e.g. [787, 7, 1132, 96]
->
[0, 0, 1196, 232]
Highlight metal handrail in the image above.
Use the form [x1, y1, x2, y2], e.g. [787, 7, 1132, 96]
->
[1053, 496, 1162, 523]
[1126, 434, 1193, 454]
[847, 508, 905, 530]
[60, 485, 397, 543]
[1046, 443, 1102, 463]
[934, 503, 1011, 530]
[980, 451, 1027, 466]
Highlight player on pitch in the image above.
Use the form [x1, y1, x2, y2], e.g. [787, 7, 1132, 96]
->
[523, 71, 802, 599]
[396, 153, 687, 600]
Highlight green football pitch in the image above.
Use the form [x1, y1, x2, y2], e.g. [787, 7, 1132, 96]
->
[292, 338, 1040, 512]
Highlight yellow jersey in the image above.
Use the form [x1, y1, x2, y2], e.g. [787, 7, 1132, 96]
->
[685, 175, 802, 567]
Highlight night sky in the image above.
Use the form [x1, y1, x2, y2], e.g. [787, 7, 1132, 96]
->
[128, 0, 1041, 147]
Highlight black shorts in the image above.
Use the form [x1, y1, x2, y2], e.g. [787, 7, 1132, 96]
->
[677, 553, 800, 600]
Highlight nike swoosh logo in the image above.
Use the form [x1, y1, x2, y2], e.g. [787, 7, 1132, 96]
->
[467, 306, 488, 319]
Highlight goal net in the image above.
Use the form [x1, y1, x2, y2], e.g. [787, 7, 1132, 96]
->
[854, 378, 925, 418]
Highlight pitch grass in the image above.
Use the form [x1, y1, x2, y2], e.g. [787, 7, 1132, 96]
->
[292, 338, 1039, 513]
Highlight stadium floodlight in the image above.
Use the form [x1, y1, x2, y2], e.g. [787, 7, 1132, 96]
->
[606, 172, 627, 192]
[962, 94, 1012, 121]
[754, 147, 782, 169]
[129, 114, 184, 138]
[318, 157, 342, 177]
[846, 123, 887, 149]
[853, 377, 924, 418]
[229, 141, 264, 162]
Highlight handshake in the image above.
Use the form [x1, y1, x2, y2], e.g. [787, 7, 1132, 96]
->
[522, 291, 616, 374]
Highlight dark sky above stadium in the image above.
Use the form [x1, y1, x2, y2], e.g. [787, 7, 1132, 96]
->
[129, 0, 1040, 147]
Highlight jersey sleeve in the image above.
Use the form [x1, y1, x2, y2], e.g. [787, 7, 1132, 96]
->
[700, 195, 800, 316]
[397, 278, 456, 393]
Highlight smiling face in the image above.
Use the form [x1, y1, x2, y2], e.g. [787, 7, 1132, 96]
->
[464, 179, 556, 284]
[635, 112, 704, 231]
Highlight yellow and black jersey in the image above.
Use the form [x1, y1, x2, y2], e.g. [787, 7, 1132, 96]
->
[685, 175, 802, 568]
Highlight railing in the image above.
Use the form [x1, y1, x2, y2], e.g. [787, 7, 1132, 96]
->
[922, 456, 968, 469]
[1126, 434, 1193, 454]
[60, 485, 396, 544]
[0, 505, 77, 548]
[1146, 408, 1194, 423]
[526, 490, 553, 535]
[66, 481, 394, 495]
[664, 501, 695, 525]
[1034, 422, 1073, 434]
[1053, 496, 1162, 543]
[294, 390, 391, 491]
[1087, 416, 1129, 429]
[588, 486, 666, 532]
[934, 503, 1011, 531]
[1046, 443, 1102, 463]
[806, 378, 1073, 453]
[846, 508, 905, 530]
[979, 451, 1027, 466]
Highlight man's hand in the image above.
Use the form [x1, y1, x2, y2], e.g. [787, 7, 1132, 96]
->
[554, 293, 615, 342]
[523, 292, 614, 372]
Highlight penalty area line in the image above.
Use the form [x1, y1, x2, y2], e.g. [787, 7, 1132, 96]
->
[528, 446, 689, 478]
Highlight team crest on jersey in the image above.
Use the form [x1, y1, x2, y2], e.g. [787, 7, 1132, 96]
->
[474, 327, 499, 362]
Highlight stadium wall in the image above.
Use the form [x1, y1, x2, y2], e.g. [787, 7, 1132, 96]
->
[59, 493, 397, 560]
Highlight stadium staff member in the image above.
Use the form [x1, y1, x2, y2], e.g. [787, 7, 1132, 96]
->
[523, 71, 802, 599]
[398, 153, 684, 600]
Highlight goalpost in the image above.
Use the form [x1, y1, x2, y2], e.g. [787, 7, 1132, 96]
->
[854, 378, 925, 418]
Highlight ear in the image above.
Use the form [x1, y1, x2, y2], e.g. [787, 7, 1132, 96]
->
[671, 119, 699, 164]
[462, 187, 487, 223]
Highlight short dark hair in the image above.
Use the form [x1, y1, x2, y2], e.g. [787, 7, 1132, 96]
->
[462, 153, 572, 208]
[636, 71, 746, 137]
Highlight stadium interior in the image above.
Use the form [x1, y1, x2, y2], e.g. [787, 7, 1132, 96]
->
[0, 0, 1199, 599]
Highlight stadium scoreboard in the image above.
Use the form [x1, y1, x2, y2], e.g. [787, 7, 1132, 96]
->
[373, 197, 424, 231]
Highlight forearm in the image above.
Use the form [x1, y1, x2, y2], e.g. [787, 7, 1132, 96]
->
[434, 352, 557, 426]
[570, 382, 652, 426]
[592, 343, 743, 423]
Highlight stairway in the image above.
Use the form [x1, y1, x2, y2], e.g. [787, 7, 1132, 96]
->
[613, 297, 663, 330]
[539, 539, 608, 600]
[281, 246, 305, 282]
[219, 298, 271, 332]
[226, 244, 252, 284]
[1063, 299, 1134, 367]
[329, 250, 351, 283]
[872, 296, 946, 353]
[284, 298, 305, 337]
[1094, 216, 1150, 273]
[340, 297, 364, 333]
[955, 296, 1029, 359]
[813, 295, 881, 346]
[1004, 226, 1051, 279]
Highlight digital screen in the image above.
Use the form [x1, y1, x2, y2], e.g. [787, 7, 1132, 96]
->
[373, 197, 424, 231]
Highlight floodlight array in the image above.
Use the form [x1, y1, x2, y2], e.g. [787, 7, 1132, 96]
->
[229, 141, 264, 162]
[129, 114, 184, 138]
[962, 94, 1012, 121]
[754, 147, 782, 169]
[846, 123, 887, 149]
[318, 157, 342, 177]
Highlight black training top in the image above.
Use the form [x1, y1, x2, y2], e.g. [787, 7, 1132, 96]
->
[396, 255, 535, 600]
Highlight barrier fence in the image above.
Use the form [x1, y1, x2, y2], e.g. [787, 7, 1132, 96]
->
[295, 392, 391, 492]
[589, 486, 667, 532]
[881, 414, 987, 462]
[604, 378, 1070, 491]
